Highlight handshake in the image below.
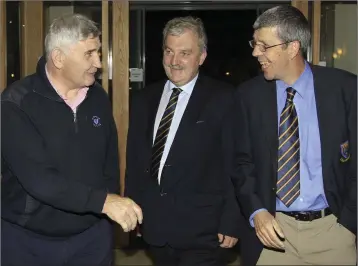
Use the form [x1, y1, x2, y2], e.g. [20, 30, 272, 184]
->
[102, 194, 143, 232]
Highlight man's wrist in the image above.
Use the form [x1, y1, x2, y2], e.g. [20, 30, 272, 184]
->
[249, 208, 267, 227]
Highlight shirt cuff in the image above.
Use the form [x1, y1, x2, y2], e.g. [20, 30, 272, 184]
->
[249, 208, 267, 227]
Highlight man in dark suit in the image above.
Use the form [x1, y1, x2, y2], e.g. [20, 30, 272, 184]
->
[125, 16, 242, 266]
[232, 5, 357, 266]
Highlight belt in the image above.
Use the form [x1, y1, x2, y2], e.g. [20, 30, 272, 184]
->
[280, 208, 332, 221]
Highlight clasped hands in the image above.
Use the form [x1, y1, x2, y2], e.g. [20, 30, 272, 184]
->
[102, 194, 143, 232]
[102, 193, 239, 249]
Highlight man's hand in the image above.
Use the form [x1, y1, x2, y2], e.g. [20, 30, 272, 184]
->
[218, 234, 238, 248]
[102, 194, 143, 232]
[253, 210, 285, 249]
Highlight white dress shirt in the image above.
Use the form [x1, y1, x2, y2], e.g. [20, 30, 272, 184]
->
[153, 74, 198, 183]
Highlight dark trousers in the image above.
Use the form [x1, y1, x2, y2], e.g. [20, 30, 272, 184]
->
[149, 244, 227, 266]
[1, 218, 114, 266]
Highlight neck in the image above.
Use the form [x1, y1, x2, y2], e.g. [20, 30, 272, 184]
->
[46, 63, 80, 100]
[281, 57, 306, 86]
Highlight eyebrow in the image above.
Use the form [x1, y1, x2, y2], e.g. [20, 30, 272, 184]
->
[164, 47, 192, 53]
[85, 48, 99, 54]
[256, 40, 269, 46]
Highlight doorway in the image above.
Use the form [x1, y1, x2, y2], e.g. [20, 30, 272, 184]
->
[129, 1, 290, 91]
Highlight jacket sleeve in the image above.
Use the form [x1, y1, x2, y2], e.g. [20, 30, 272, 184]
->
[1, 101, 107, 214]
[103, 114, 121, 194]
[339, 74, 357, 235]
[218, 95, 245, 238]
[124, 91, 141, 204]
[230, 88, 265, 221]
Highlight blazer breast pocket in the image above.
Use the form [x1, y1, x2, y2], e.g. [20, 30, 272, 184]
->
[194, 119, 216, 133]
[339, 140, 350, 163]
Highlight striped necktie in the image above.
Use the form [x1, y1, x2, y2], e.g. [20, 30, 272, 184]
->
[276, 87, 300, 207]
[150, 87, 182, 181]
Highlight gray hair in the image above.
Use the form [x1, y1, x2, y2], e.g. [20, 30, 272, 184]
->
[45, 13, 101, 58]
[253, 5, 311, 52]
[163, 16, 207, 53]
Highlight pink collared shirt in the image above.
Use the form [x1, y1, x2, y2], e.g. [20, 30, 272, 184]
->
[63, 87, 89, 113]
[45, 66, 88, 113]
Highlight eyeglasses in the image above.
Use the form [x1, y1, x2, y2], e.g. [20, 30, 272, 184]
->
[249, 40, 292, 53]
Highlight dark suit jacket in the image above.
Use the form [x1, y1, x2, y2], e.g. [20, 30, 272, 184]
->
[232, 65, 357, 266]
[125, 75, 243, 249]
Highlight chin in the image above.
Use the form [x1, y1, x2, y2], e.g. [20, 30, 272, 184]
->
[263, 71, 275, 81]
[170, 80, 183, 87]
[85, 78, 95, 86]
[170, 73, 183, 81]
[264, 75, 274, 81]
[169, 75, 184, 85]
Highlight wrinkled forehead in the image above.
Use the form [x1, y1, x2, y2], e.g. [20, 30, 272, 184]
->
[71, 36, 101, 53]
[164, 30, 200, 50]
[80, 35, 101, 48]
[253, 26, 281, 44]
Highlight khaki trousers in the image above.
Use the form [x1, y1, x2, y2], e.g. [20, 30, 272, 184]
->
[257, 213, 357, 265]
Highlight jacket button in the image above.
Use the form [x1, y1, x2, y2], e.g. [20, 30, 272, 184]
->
[145, 168, 149, 173]
[272, 187, 276, 191]
[160, 188, 167, 196]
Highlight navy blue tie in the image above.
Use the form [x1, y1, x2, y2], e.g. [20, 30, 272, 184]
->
[151, 88, 182, 180]
[276, 87, 300, 207]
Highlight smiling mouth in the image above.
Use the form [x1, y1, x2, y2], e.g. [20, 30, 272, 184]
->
[259, 61, 270, 69]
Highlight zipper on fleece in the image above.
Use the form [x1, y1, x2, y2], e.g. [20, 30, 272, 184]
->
[73, 110, 78, 133]
[71, 95, 88, 133]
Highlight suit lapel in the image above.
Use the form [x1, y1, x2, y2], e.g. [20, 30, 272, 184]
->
[162, 75, 212, 189]
[173, 75, 211, 134]
[261, 80, 279, 175]
[311, 66, 335, 179]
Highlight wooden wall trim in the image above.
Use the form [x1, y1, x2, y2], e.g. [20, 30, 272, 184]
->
[20, 1, 43, 77]
[312, 1, 321, 65]
[112, 1, 129, 197]
[292, 0, 308, 19]
[101, 0, 109, 94]
[0, 0, 6, 90]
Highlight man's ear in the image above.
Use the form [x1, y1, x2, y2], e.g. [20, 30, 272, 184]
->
[51, 48, 66, 69]
[288, 40, 301, 59]
[199, 49, 207, 66]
